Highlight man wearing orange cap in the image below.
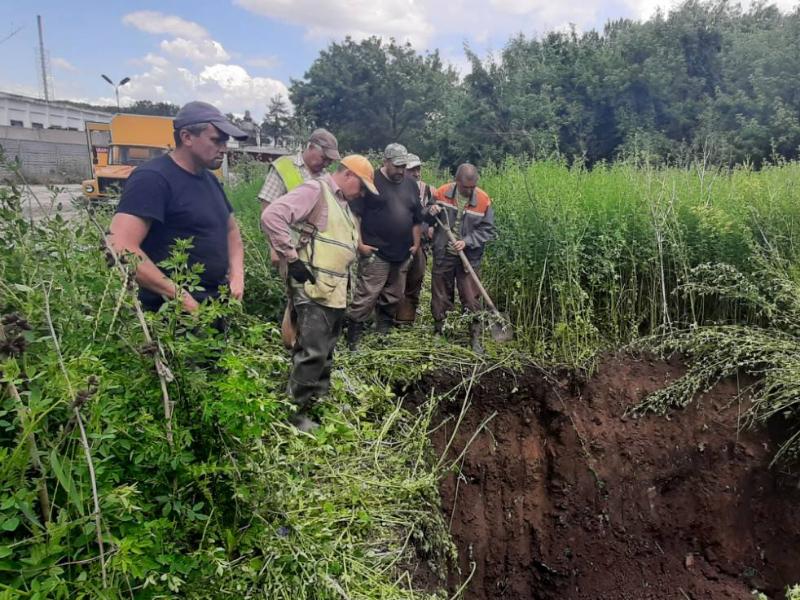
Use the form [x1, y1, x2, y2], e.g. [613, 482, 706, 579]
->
[262, 155, 377, 432]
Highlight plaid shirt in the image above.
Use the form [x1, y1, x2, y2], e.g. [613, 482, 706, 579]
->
[257, 153, 315, 204]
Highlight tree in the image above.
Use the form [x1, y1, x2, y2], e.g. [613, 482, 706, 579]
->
[261, 94, 291, 147]
[122, 100, 180, 117]
[290, 37, 458, 153]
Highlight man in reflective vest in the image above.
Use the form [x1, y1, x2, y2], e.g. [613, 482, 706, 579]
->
[262, 156, 378, 432]
[257, 128, 341, 266]
[427, 164, 496, 353]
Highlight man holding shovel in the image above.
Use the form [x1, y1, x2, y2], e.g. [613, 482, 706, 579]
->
[427, 164, 496, 353]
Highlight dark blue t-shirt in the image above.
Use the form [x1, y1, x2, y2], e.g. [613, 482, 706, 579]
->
[349, 170, 423, 263]
[116, 154, 233, 310]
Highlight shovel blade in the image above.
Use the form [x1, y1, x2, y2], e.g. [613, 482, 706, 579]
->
[489, 312, 515, 343]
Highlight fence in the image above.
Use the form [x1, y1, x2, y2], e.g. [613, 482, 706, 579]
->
[0, 125, 89, 183]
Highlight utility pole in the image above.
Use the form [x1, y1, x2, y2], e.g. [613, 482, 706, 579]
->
[37, 15, 49, 102]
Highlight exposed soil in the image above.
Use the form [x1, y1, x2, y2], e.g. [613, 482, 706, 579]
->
[411, 352, 800, 600]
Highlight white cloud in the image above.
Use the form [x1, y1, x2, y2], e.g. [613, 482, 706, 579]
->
[143, 53, 170, 68]
[624, 0, 799, 21]
[120, 62, 288, 118]
[51, 57, 76, 72]
[234, 0, 435, 47]
[233, 0, 612, 50]
[121, 11, 209, 40]
[247, 55, 283, 69]
[113, 10, 286, 117]
[160, 38, 232, 63]
[127, 53, 172, 68]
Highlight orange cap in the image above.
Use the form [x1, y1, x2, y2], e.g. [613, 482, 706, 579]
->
[340, 155, 378, 195]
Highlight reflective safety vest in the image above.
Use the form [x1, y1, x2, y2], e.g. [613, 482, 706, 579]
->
[271, 155, 305, 192]
[291, 181, 358, 309]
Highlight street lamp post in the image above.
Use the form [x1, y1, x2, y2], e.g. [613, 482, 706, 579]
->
[101, 75, 131, 110]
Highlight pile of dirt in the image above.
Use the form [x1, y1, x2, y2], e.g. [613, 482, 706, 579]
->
[411, 353, 800, 600]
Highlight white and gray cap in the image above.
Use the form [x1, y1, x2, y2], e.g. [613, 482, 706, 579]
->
[405, 153, 422, 169]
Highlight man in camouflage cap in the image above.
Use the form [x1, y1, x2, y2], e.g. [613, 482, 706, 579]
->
[396, 153, 435, 325]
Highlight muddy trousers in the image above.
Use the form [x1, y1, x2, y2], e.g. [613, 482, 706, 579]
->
[430, 253, 482, 323]
[346, 254, 412, 325]
[288, 291, 345, 410]
[396, 248, 427, 324]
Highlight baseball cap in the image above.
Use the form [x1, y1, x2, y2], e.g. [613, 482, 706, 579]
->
[173, 101, 249, 141]
[405, 153, 422, 169]
[340, 155, 378, 195]
[384, 143, 409, 166]
[309, 129, 341, 160]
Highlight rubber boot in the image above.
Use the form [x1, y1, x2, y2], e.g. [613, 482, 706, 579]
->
[289, 412, 320, 433]
[375, 308, 393, 336]
[469, 320, 485, 355]
[346, 320, 364, 351]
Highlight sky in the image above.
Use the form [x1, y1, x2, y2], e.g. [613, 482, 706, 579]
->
[1, 0, 797, 120]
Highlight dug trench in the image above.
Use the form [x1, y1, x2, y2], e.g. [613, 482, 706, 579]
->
[408, 353, 800, 600]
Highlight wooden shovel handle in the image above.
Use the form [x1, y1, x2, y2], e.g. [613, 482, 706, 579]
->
[434, 215, 500, 315]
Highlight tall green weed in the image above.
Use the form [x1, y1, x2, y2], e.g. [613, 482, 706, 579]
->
[0, 162, 457, 599]
[478, 158, 800, 364]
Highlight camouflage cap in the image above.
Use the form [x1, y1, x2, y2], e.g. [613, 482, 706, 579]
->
[383, 143, 409, 166]
[405, 153, 422, 169]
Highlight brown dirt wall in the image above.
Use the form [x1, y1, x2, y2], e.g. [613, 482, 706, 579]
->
[410, 352, 800, 600]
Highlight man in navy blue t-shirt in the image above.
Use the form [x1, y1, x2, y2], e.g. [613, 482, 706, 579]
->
[109, 101, 248, 312]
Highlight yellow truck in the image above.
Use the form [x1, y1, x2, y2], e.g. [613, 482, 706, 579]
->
[82, 114, 174, 200]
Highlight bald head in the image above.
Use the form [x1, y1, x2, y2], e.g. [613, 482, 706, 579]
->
[455, 163, 479, 199]
[455, 163, 479, 184]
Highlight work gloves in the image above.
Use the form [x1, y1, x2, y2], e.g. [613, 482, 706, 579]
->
[288, 260, 316, 284]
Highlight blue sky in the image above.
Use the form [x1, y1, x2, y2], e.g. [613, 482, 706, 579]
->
[1, 0, 794, 120]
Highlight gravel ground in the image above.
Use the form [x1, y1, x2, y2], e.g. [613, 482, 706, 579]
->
[10, 184, 93, 221]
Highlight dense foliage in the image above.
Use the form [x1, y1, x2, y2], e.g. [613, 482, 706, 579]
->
[471, 158, 800, 365]
[291, 0, 800, 168]
[0, 165, 473, 599]
[289, 37, 458, 153]
[3, 148, 800, 596]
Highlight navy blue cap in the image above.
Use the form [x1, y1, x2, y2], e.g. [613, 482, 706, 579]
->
[173, 101, 249, 141]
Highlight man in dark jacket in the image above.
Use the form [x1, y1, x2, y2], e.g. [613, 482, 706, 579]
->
[427, 163, 496, 353]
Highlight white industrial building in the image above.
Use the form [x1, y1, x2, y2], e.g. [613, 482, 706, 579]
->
[0, 90, 111, 131]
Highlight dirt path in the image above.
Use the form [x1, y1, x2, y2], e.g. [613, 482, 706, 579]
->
[410, 353, 800, 600]
[12, 184, 85, 221]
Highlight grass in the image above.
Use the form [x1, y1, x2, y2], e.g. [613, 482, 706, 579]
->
[476, 157, 800, 366]
[0, 165, 493, 599]
[3, 152, 800, 598]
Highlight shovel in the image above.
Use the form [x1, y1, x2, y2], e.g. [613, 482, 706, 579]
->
[434, 215, 514, 343]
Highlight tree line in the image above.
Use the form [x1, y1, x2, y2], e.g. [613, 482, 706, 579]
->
[289, 0, 800, 168]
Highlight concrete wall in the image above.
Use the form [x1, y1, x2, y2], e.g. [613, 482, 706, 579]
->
[0, 125, 90, 182]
